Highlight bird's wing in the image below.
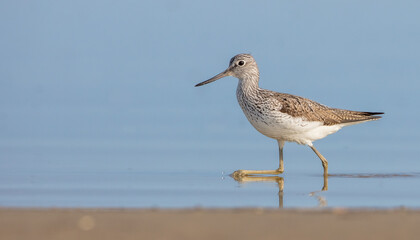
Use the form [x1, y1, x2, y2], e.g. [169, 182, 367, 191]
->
[270, 92, 383, 126]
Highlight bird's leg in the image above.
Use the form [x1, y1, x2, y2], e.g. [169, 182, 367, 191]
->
[322, 173, 328, 191]
[309, 144, 328, 176]
[232, 140, 285, 177]
[277, 140, 284, 172]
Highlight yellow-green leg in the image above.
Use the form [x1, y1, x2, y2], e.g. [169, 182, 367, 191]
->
[309, 144, 328, 176]
[233, 140, 285, 177]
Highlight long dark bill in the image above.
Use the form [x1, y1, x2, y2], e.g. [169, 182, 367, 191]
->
[195, 69, 231, 87]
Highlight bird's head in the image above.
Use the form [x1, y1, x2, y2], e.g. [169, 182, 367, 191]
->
[195, 54, 259, 87]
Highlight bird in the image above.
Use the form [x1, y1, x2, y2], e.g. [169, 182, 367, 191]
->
[195, 54, 383, 176]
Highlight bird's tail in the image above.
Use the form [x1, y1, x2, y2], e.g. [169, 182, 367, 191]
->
[336, 110, 384, 125]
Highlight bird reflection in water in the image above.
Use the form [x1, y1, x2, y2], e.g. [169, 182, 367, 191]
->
[309, 175, 328, 207]
[231, 174, 328, 208]
[232, 175, 285, 208]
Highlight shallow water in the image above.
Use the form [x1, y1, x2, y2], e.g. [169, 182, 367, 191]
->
[1, 168, 420, 208]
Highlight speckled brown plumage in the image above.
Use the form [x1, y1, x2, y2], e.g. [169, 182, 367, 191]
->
[270, 92, 383, 126]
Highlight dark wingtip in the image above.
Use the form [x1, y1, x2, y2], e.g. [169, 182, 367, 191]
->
[364, 112, 384, 116]
[362, 112, 384, 120]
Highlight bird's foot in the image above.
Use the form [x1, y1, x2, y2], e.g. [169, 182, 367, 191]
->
[231, 169, 283, 178]
[231, 170, 247, 178]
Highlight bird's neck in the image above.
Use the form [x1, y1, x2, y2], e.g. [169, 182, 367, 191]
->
[237, 74, 260, 96]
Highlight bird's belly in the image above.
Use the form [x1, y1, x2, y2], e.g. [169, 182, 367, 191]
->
[243, 110, 342, 145]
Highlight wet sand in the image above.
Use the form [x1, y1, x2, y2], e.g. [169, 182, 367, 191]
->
[1, 208, 420, 240]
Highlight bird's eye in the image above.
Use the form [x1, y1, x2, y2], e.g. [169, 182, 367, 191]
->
[238, 60, 245, 66]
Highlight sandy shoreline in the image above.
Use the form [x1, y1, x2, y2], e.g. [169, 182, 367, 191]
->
[1, 208, 420, 240]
